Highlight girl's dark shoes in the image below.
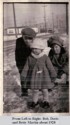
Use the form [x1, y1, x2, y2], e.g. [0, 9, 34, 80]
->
[27, 101, 50, 109]
[40, 101, 50, 109]
[27, 101, 39, 109]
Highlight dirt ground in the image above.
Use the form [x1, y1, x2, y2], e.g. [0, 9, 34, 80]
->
[3, 35, 69, 113]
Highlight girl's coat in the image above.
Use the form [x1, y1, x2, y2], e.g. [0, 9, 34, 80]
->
[21, 55, 57, 89]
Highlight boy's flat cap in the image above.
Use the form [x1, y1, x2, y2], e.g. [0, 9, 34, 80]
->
[21, 28, 36, 38]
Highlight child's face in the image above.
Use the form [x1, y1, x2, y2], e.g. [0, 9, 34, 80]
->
[53, 44, 61, 54]
[32, 48, 42, 55]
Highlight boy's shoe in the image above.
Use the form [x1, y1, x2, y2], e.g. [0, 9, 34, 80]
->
[27, 101, 39, 109]
[21, 92, 28, 96]
[21, 88, 28, 96]
[40, 101, 50, 109]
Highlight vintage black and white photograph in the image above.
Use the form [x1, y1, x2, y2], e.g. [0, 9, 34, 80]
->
[3, 2, 69, 113]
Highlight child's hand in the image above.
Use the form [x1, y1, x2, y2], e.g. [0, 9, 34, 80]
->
[54, 78, 61, 84]
[61, 73, 66, 83]
[54, 74, 66, 84]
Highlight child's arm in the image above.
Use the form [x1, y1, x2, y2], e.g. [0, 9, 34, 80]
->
[21, 59, 29, 82]
[45, 56, 57, 81]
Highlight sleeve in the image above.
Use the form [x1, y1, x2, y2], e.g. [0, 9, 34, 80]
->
[15, 39, 25, 74]
[62, 53, 69, 75]
[48, 49, 53, 60]
[45, 56, 57, 80]
[21, 59, 29, 82]
[15, 39, 20, 64]
[15, 39, 22, 73]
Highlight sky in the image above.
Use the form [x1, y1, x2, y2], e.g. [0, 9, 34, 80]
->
[3, 3, 66, 29]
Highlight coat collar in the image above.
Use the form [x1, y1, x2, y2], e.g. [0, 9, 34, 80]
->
[31, 52, 44, 58]
[31, 47, 51, 59]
